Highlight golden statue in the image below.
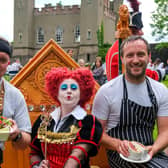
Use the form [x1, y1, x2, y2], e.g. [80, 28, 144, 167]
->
[115, 5, 131, 39]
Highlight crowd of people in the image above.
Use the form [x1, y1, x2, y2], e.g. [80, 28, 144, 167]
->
[67, 48, 107, 86]
[148, 57, 168, 81]
[1, 0, 168, 168]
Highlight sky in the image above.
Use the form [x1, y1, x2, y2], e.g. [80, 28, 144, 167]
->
[0, 0, 161, 43]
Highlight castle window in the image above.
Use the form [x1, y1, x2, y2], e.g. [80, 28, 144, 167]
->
[87, 29, 91, 40]
[18, 32, 23, 41]
[56, 26, 63, 43]
[74, 25, 80, 42]
[37, 27, 44, 44]
[88, 0, 92, 4]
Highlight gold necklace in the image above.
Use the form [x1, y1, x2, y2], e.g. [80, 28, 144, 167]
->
[0, 80, 4, 116]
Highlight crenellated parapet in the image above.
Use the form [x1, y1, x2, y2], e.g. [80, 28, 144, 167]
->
[34, 3, 80, 16]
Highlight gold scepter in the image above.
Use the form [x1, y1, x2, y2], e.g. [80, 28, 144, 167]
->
[40, 105, 51, 160]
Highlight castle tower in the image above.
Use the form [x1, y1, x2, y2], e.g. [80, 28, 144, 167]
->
[13, 0, 34, 63]
[79, 0, 101, 62]
[79, 0, 122, 62]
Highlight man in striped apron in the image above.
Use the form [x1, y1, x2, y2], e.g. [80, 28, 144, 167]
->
[92, 36, 168, 167]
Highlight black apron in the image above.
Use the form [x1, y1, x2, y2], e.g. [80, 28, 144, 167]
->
[107, 76, 168, 168]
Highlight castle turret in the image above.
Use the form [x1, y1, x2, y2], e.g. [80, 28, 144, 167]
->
[79, 0, 121, 62]
[13, 0, 34, 63]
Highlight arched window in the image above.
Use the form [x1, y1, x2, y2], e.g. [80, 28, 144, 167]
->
[56, 26, 63, 43]
[74, 25, 80, 42]
[37, 27, 44, 44]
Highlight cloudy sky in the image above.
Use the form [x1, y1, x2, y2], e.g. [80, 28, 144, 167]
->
[0, 0, 159, 43]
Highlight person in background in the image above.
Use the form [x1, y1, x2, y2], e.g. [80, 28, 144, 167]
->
[8, 58, 23, 79]
[67, 49, 73, 57]
[78, 59, 85, 67]
[92, 57, 105, 86]
[0, 37, 31, 166]
[165, 59, 168, 75]
[92, 36, 168, 167]
[30, 67, 102, 168]
[147, 57, 154, 70]
[153, 58, 166, 81]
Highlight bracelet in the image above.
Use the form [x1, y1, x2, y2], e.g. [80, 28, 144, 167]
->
[12, 132, 22, 142]
[68, 155, 82, 168]
[72, 146, 88, 159]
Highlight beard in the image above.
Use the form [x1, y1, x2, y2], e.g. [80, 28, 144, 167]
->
[126, 64, 147, 81]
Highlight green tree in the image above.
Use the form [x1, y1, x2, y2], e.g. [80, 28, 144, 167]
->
[58, 1, 62, 6]
[97, 22, 111, 62]
[150, 0, 168, 48]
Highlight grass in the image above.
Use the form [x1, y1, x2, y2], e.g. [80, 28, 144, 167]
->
[162, 75, 168, 87]
[153, 75, 168, 140]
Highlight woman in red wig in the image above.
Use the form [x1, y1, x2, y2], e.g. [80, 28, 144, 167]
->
[30, 67, 102, 168]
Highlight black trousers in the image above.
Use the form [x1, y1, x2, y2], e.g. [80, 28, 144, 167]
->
[0, 149, 3, 166]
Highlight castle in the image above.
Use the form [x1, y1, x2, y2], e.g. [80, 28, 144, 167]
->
[13, 0, 122, 65]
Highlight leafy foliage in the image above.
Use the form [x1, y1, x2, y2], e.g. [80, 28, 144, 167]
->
[155, 42, 168, 50]
[150, 0, 168, 48]
[98, 43, 111, 62]
[97, 22, 111, 62]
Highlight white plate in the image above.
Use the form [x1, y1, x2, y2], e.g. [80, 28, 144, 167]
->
[120, 153, 151, 163]
[0, 127, 11, 141]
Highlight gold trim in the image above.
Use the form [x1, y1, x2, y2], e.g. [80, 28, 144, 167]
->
[38, 114, 80, 144]
[38, 125, 79, 144]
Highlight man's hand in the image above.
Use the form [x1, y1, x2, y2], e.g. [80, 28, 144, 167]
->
[117, 140, 129, 157]
[8, 119, 20, 141]
[146, 145, 156, 159]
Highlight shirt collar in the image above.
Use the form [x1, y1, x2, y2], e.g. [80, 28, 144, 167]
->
[50, 105, 86, 122]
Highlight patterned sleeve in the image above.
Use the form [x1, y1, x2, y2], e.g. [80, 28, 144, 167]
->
[29, 115, 44, 160]
[74, 114, 103, 157]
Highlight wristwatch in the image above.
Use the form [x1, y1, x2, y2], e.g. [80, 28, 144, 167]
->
[13, 132, 22, 142]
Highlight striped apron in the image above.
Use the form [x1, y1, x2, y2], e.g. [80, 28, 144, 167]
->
[107, 76, 168, 168]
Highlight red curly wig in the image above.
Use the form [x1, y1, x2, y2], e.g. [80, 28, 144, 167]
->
[45, 67, 95, 107]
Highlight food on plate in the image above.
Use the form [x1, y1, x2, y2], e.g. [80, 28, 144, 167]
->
[128, 141, 148, 161]
[0, 116, 13, 129]
[0, 116, 13, 141]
